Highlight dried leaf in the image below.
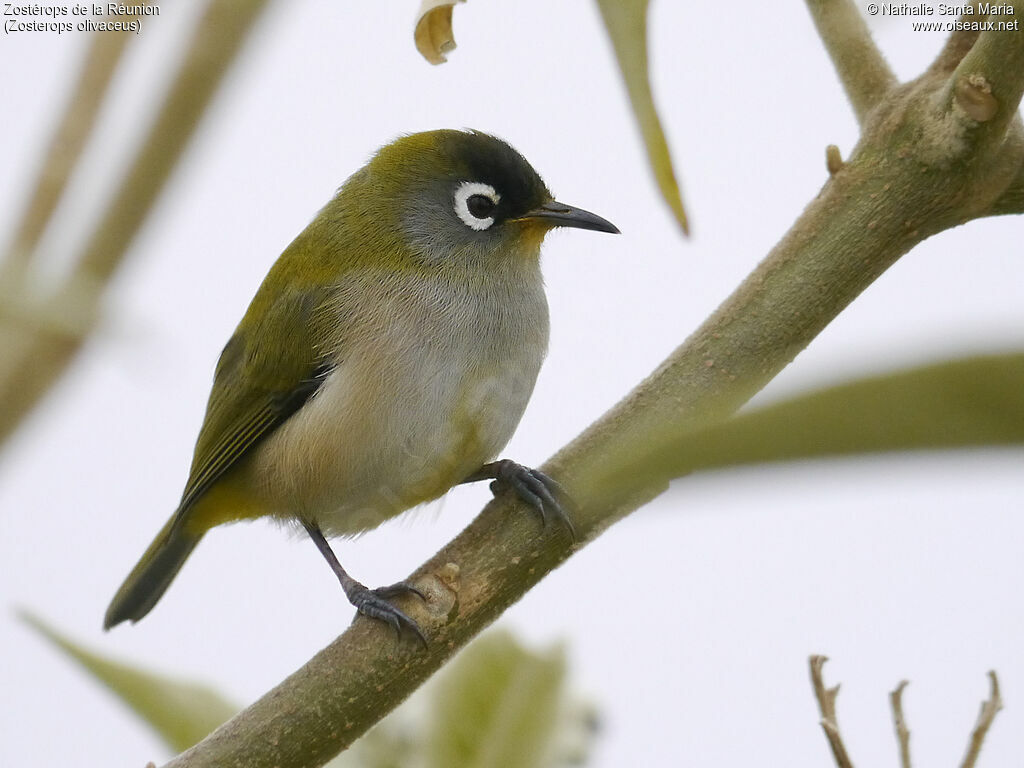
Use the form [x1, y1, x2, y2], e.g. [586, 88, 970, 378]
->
[415, 0, 466, 65]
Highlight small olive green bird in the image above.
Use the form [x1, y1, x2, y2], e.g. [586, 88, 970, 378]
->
[104, 129, 618, 641]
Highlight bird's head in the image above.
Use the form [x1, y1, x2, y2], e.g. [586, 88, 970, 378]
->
[363, 129, 618, 270]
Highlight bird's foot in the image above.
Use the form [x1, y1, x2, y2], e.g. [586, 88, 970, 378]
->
[349, 581, 427, 647]
[475, 459, 577, 541]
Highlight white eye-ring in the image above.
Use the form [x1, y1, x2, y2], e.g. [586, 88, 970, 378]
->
[454, 181, 500, 231]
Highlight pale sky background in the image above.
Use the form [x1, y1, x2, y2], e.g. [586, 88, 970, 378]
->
[2, 2, 1024, 766]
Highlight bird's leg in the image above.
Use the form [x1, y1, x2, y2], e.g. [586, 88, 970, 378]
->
[302, 521, 427, 646]
[462, 459, 577, 541]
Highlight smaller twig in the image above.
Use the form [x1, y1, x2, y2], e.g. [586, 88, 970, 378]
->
[929, 3, 983, 74]
[804, 0, 897, 124]
[949, 6, 1024, 142]
[960, 671, 1003, 768]
[809, 656, 855, 768]
[889, 680, 911, 768]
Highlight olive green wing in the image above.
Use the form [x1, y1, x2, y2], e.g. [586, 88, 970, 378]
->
[104, 284, 336, 628]
[176, 286, 332, 515]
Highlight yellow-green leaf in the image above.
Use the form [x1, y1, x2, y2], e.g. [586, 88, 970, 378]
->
[22, 611, 594, 766]
[623, 352, 1024, 487]
[595, 0, 689, 234]
[20, 610, 238, 753]
[415, 0, 466, 65]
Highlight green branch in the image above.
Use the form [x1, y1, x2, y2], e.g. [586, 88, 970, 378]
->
[929, 3, 984, 74]
[990, 127, 1024, 214]
[950, 4, 1024, 142]
[805, 0, 897, 124]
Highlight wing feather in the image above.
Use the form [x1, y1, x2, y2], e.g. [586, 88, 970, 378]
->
[178, 405, 278, 510]
[172, 285, 333, 520]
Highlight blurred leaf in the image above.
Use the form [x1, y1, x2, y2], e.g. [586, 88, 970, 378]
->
[426, 631, 570, 768]
[595, 0, 689, 234]
[0, 0, 274, 447]
[627, 352, 1024, 486]
[19, 610, 238, 754]
[330, 630, 596, 768]
[415, 0, 466, 65]
[22, 613, 594, 767]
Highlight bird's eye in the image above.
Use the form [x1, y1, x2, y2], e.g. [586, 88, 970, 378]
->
[467, 194, 496, 218]
[454, 181, 500, 231]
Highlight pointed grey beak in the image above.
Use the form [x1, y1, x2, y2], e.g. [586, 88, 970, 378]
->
[515, 200, 620, 234]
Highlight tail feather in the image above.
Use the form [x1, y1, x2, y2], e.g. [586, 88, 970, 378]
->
[104, 516, 202, 630]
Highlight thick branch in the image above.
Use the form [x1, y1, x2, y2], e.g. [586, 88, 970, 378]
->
[989, 118, 1024, 214]
[990, 166, 1024, 214]
[805, 0, 897, 124]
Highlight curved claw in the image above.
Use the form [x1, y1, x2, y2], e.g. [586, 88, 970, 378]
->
[351, 586, 427, 647]
[488, 460, 578, 542]
[373, 581, 428, 603]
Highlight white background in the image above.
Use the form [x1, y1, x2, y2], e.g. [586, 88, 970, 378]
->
[2, 2, 1023, 766]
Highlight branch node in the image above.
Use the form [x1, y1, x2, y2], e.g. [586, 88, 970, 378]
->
[955, 74, 998, 122]
[436, 561, 461, 591]
[826, 144, 845, 175]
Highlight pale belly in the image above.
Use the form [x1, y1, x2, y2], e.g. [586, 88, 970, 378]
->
[239, 273, 549, 536]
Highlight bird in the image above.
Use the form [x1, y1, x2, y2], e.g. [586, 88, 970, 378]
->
[104, 129, 619, 642]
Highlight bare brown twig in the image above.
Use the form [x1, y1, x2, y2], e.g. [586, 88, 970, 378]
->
[811, 665, 1002, 768]
[809, 656, 855, 768]
[960, 671, 1003, 768]
[890, 680, 911, 768]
